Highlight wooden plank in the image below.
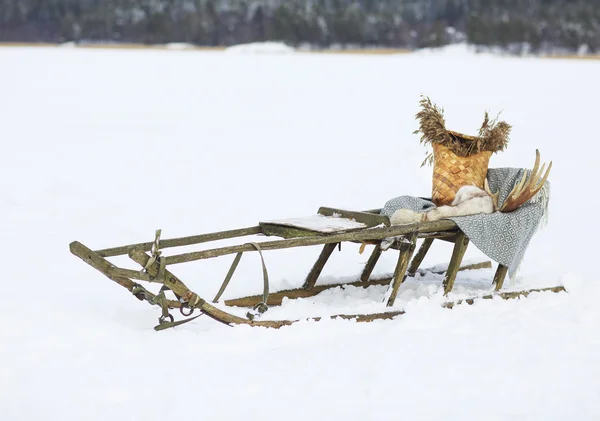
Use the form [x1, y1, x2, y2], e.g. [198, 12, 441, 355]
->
[106, 267, 154, 282]
[386, 232, 418, 307]
[418, 231, 456, 240]
[407, 238, 434, 276]
[318, 207, 391, 227]
[70, 241, 137, 291]
[360, 246, 383, 282]
[164, 219, 458, 265]
[69, 241, 180, 307]
[322, 311, 404, 323]
[259, 223, 323, 239]
[303, 243, 338, 289]
[95, 226, 262, 257]
[261, 214, 367, 235]
[442, 286, 566, 308]
[443, 232, 470, 295]
[426, 260, 492, 275]
[493, 264, 509, 291]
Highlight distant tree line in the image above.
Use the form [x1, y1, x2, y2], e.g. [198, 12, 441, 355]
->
[1, 0, 599, 53]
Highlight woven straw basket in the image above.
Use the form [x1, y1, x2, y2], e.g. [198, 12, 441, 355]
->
[431, 141, 492, 206]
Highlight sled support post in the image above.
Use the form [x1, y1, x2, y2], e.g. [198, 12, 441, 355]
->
[360, 245, 382, 282]
[443, 232, 470, 295]
[407, 238, 434, 276]
[386, 232, 418, 307]
[493, 264, 509, 291]
[303, 243, 338, 289]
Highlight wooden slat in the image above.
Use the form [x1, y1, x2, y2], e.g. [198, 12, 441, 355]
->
[69, 241, 181, 307]
[70, 241, 136, 291]
[442, 286, 566, 308]
[106, 267, 153, 282]
[95, 226, 262, 257]
[443, 232, 470, 295]
[302, 243, 338, 289]
[493, 264, 509, 290]
[318, 207, 391, 227]
[425, 260, 492, 275]
[164, 219, 458, 265]
[386, 232, 418, 307]
[419, 232, 457, 244]
[407, 238, 434, 276]
[259, 223, 323, 239]
[360, 245, 383, 282]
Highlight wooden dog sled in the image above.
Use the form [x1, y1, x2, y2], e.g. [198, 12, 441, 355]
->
[69, 206, 564, 331]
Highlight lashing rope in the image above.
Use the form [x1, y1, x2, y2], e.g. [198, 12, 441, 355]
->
[212, 242, 271, 320]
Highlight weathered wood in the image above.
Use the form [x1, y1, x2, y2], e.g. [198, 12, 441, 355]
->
[360, 246, 383, 282]
[164, 219, 458, 265]
[69, 241, 180, 307]
[318, 207, 391, 227]
[106, 267, 154, 282]
[70, 241, 137, 290]
[312, 310, 405, 323]
[407, 238, 434, 276]
[95, 226, 262, 257]
[454, 261, 492, 272]
[128, 250, 194, 298]
[356, 231, 453, 253]
[418, 231, 457, 240]
[225, 277, 394, 307]
[493, 264, 509, 291]
[443, 232, 470, 295]
[442, 286, 566, 308]
[415, 260, 492, 277]
[303, 243, 338, 289]
[259, 223, 322, 239]
[386, 232, 418, 307]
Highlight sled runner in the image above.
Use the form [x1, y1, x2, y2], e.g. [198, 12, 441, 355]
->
[69, 206, 564, 331]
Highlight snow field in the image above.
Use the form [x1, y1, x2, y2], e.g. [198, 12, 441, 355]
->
[1, 46, 599, 420]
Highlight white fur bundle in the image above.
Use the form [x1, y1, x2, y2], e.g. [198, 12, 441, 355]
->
[390, 185, 495, 225]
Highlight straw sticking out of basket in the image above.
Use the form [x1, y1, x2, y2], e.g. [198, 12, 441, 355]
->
[413, 96, 511, 205]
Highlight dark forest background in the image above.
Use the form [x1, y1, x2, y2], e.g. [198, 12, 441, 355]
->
[1, 0, 599, 54]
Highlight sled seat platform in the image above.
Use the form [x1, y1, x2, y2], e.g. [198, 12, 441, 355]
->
[260, 207, 390, 237]
[69, 206, 565, 330]
[258, 207, 480, 306]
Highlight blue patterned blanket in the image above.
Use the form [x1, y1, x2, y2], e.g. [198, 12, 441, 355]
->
[380, 168, 550, 279]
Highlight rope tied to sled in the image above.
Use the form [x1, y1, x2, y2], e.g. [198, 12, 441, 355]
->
[132, 229, 205, 330]
[212, 242, 271, 320]
[131, 283, 183, 329]
[144, 229, 166, 282]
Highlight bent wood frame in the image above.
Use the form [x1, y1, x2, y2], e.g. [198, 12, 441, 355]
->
[69, 207, 560, 330]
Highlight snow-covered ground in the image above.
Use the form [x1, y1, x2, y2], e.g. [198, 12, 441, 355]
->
[1, 46, 599, 420]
